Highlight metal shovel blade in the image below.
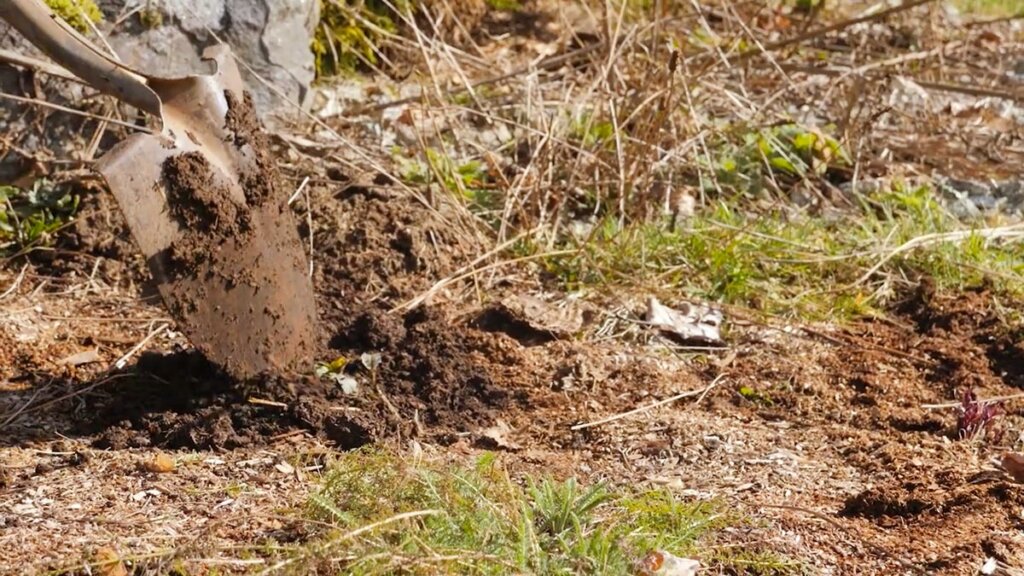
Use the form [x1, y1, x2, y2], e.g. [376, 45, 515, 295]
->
[95, 47, 318, 380]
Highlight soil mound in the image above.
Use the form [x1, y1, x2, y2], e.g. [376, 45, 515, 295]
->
[76, 169, 525, 450]
[83, 306, 526, 451]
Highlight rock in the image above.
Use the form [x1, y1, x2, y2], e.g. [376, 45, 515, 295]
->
[96, 0, 320, 123]
[1, 0, 318, 124]
[937, 176, 1024, 222]
[0, 0, 318, 183]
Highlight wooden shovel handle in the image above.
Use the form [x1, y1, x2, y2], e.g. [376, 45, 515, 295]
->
[0, 0, 162, 117]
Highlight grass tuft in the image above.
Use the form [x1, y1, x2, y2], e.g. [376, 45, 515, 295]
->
[539, 183, 1024, 322]
[290, 448, 799, 575]
[954, 0, 1024, 16]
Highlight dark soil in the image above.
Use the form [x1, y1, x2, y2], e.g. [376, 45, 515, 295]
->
[9, 177, 1024, 574]
[162, 151, 243, 234]
[52, 188, 148, 287]
[223, 91, 276, 208]
[77, 170, 532, 452]
[85, 305, 528, 451]
[720, 285, 1024, 573]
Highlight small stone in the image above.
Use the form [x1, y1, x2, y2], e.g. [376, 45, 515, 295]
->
[142, 453, 176, 474]
[1003, 453, 1024, 482]
[93, 547, 128, 576]
[68, 451, 90, 466]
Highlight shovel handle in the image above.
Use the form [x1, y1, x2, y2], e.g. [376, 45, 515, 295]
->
[0, 0, 162, 117]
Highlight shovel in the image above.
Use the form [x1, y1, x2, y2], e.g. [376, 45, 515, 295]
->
[0, 0, 318, 380]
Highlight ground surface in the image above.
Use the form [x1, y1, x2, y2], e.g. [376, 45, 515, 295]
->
[4, 1, 1024, 575]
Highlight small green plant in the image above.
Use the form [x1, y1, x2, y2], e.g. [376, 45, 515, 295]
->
[294, 447, 796, 574]
[137, 7, 164, 29]
[955, 0, 1024, 15]
[571, 112, 616, 149]
[716, 122, 850, 197]
[44, 0, 102, 33]
[399, 147, 500, 221]
[738, 385, 774, 406]
[0, 181, 79, 257]
[314, 355, 360, 394]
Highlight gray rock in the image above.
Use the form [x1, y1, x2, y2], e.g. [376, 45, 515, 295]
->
[98, 0, 320, 123]
[0, 0, 318, 122]
[0, 0, 318, 183]
[935, 176, 1024, 222]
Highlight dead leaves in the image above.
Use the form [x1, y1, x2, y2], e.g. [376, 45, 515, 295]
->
[1001, 452, 1024, 483]
[645, 297, 723, 345]
[636, 550, 701, 576]
[476, 419, 522, 451]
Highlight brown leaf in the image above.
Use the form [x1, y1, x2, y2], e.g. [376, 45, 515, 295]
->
[636, 550, 700, 576]
[93, 547, 128, 576]
[646, 296, 723, 345]
[1001, 452, 1024, 483]
[142, 453, 176, 474]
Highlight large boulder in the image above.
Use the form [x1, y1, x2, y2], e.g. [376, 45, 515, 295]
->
[0, 0, 318, 183]
[98, 0, 320, 122]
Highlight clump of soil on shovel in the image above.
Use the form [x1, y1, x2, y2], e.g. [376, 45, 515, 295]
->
[146, 91, 318, 380]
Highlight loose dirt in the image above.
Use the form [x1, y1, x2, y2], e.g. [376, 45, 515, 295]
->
[6, 181, 1024, 572]
[8, 2, 1024, 572]
[76, 179, 534, 452]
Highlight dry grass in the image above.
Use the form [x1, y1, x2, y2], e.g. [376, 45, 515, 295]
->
[285, 0, 1024, 321]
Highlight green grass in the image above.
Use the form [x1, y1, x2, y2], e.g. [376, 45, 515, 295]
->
[955, 0, 1024, 15]
[278, 448, 799, 575]
[710, 122, 850, 197]
[485, 0, 522, 10]
[536, 183, 1024, 322]
[312, 0, 407, 78]
[398, 147, 502, 222]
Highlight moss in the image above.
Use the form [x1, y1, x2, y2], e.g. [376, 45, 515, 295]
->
[137, 7, 164, 30]
[486, 0, 522, 10]
[311, 0, 409, 78]
[44, 0, 102, 33]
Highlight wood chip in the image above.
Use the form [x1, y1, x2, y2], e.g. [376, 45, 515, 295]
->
[476, 419, 522, 451]
[496, 294, 585, 338]
[57, 348, 101, 367]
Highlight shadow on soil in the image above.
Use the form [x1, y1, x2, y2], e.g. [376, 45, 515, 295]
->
[0, 305, 530, 451]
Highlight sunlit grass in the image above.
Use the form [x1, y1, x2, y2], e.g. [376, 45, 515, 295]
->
[536, 184, 1024, 322]
[272, 448, 801, 575]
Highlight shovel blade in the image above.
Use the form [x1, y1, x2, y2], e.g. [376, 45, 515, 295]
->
[95, 48, 318, 380]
